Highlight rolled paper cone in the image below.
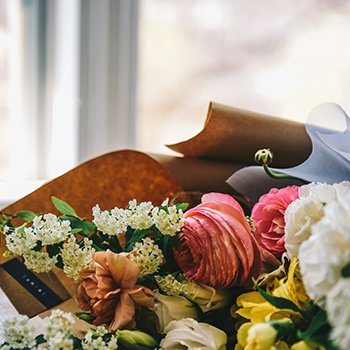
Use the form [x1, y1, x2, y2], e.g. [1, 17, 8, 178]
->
[167, 102, 312, 168]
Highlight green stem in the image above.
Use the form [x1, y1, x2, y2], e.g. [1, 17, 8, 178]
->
[263, 164, 309, 184]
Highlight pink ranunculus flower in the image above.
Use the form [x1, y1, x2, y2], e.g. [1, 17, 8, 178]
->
[174, 193, 262, 289]
[251, 186, 299, 256]
[75, 250, 155, 332]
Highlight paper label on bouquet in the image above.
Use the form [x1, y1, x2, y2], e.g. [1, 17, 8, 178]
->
[1, 259, 64, 309]
[227, 102, 350, 202]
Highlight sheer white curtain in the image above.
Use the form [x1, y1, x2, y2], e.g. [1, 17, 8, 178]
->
[0, 0, 139, 207]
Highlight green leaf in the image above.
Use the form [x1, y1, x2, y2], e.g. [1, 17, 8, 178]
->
[136, 275, 155, 289]
[170, 234, 178, 250]
[47, 243, 61, 258]
[124, 228, 151, 251]
[297, 309, 328, 340]
[256, 283, 303, 314]
[341, 261, 350, 278]
[70, 228, 83, 234]
[309, 332, 333, 350]
[71, 336, 82, 349]
[35, 334, 47, 345]
[61, 216, 92, 237]
[125, 226, 134, 245]
[176, 203, 189, 212]
[74, 312, 96, 324]
[132, 228, 151, 242]
[109, 235, 122, 253]
[52, 196, 78, 217]
[16, 210, 37, 222]
[82, 220, 97, 233]
[55, 254, 64, 269]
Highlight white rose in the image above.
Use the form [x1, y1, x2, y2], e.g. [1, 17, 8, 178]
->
[299, 201, 350, 306]
[285, 182, 350, 258]
[184, 282, 231, 313]
[160, 318, 227, 350]
[151, 292, 201, 333]
[326, 278, 350, 350]
[284, 196, 324, 258]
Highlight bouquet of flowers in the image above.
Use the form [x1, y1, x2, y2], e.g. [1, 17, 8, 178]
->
[0, 151, 347, 350]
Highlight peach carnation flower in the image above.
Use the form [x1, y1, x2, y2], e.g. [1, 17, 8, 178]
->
[75, 250, 154, 332]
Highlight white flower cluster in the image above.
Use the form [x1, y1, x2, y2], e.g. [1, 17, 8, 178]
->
[5, 226, 38, 255]
[61, 235, 96, 281]
[4, 214, 71, 258]
[82, 328, 118, 350]
[128, 200, 154, 230]
[128, 237, 164, 275]
[23, 251, 58, 273]
[283, 181, 350, 350]
[33, 214, 71, 245]
[42, 309, 75, 350]
[93, 199, 184, 237]
[0, 315, 36, 350]
[155, 274, 192, 297]
[151, 205, 184, 237]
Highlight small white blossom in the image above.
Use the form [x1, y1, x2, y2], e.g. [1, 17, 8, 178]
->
[155, 274, 192, 297]
[0, 315, 36, 349]
[93, 200, 184, 237]
[42, 309, 75, 344]
[61, 235, 95, 281]
[128, 237, 163, 275]
[23, 251, 58, 273]
[152, 206, 184, 237]
[33, 214, 71, 245]
[92, 204, 130, 236]
[161, 198, 169, 206]
[5, 226, 38, 255]
[82, 330, 118, 350]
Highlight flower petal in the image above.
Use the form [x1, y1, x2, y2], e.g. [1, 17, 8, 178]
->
[126, 286, 155, 308]
[109, 292, 136, 332]
[106, 250, 140, 289]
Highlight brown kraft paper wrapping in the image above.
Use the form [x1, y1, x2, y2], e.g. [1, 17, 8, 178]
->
[0, 150, 183, 317]
[167, 102, 312, 168]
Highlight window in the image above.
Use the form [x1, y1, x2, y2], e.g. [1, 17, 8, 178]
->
[137, 0, 350, 155]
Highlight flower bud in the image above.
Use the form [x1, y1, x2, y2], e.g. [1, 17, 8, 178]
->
[116, 330, 158, 350]
[255, 149, 273, 165]
[247, 322, 278, 349]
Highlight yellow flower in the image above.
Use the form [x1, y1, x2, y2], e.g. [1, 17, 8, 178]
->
[235, 322, 290, 350]
[271, 257, 310, 310]
[234, 257, 309, 324]
[291, 340, 326, 350]
[234, 291, 300, 323]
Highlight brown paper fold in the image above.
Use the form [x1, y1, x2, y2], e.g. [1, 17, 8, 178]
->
[149, 153, 252, 212]
[167, 102, 312, 168]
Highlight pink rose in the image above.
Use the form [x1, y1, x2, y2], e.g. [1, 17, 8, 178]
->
[251, 186, 299, 256]
[75, 250, 154, 332]
[174, 193, 262, 289]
